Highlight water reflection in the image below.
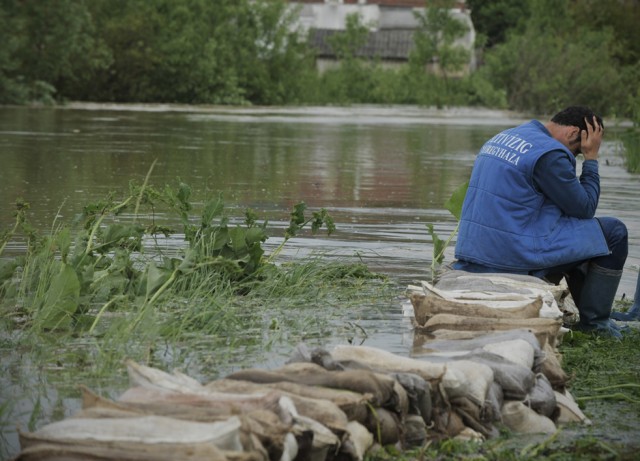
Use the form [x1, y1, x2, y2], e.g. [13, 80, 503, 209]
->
[0, 104, 638, 295]
[1, 104, 638, 293]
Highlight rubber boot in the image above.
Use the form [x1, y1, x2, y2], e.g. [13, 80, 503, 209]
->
[575, 263, 623, 339]
[565, 263, 588, 309]
[611, 271, 640, 321]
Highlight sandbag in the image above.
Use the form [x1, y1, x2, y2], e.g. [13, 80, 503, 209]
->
[403, 414, 428, 448]
[410, 293, 542, 326]
[126, 360, 204, 394]
[339, 421, 374, 461]
[435, 270, 566, 301]
[207, 378, 370, 425]
[14, 441, 231, 461]
[524, 374, 557, 419]
[330, 344, 491, 409]
[444, 351, 536, 401]
[500, 401, 556, 434]
[203, 379, 351, 434]
[20, 415, 245, 451]
[416, 273, 565, 319]
[419, 314, 562, 348]
[535, 342, 570, 391]
[441, 360, 494, 407]
[484, 381, 504, 423]
[287, 343, 373, 372]
[390, 372, 432, 424]
[481, 339, 536, 370]
[414, 329, 544, 366]
[226, 362, 396, 409]
[554, 391, 592, 425]
[450, 396, 497, 439]
[278, 396, 340, 461]
[330, 344, 447, 382]
[114, 386, 283, 421]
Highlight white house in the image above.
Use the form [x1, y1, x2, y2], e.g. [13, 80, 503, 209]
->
[287, 0, 476, 74]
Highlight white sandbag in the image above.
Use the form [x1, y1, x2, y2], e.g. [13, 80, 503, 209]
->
[554, 391, 592, 425]
[442, 360, 494, 407]
[453, 427, 485, 442]
[25, 415, 244, 450]
[341, 421, 373, 461]
[420, 273, 565, 319]
[435, 270, 566, 301]
[280, 433, 299, 461]
[279, 396, 339, 460]
[331, 345, 447, 381]
[482, 339, 535, 369]
[414, 329, 544, 366]
[410, 294, 543, 328]
[501, 401, 556, 434]
[125, 360, 205, 394]
[421, 314, 562, 344]
[457, 351, 536, 401]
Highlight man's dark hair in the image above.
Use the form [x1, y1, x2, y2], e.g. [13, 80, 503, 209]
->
[551, 106, 604, 131]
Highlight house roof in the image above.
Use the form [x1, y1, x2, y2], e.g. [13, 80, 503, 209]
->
[309, 28, 415, 60]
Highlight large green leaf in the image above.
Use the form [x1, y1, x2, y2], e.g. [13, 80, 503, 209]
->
[202, 195, 224, 227]
[426, 224, 446, 265]
[100, 224, 143, 251]
[36, 263, 80, 330]
[444, 181, 469, 220]
[228, 227, 248, 255]
[0, 259, 17, 285]
[145, 262, 170, 299]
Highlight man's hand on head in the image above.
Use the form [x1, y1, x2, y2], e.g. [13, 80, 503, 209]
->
[581, 115, 603, 161]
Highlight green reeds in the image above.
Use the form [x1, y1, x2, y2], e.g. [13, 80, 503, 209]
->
[621, 129, 640, 173]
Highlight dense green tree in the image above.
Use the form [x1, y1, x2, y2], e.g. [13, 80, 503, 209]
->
[465, 0, 529, 49]
[80, 0, 313, 105]
[481, 0, 627, 116]
[320, 12, 374, 103]
[569, 0, 640, 68]
[0, 3, 24, 103]
[410, 0, 470, 80]
[0, 0, 109, 104]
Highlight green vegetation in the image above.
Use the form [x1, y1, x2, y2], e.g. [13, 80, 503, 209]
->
[427, 180, 468, 279]
[1, 0, 637, 116]
[0, 177, 396, 459]
[0, 176, 387, 372]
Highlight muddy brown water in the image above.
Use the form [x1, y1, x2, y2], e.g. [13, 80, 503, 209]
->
[1, 104, 639, 458]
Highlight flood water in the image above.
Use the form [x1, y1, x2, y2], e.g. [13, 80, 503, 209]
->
[1, 104, 639, 458]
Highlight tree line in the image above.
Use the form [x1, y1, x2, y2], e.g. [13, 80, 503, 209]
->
[1, 0, 638, 121]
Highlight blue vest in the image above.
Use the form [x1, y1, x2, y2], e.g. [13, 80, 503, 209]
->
[455, 120, 608, 271]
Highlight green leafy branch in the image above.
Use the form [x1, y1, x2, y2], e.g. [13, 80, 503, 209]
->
[427, 181, 468, 280]
[268, 202, 336, 263]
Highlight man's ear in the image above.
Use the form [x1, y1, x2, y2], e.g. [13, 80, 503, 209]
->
[569, 126, 581, 143]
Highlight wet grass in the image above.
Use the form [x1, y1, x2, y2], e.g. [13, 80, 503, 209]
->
[621, 129, 640, 173]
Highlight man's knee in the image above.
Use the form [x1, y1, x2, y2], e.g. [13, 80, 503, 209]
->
[597, 217, 628, 247]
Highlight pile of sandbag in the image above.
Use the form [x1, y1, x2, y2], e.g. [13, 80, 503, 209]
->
[406, 270, 590, 437]
[15, 270, 591, 460]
